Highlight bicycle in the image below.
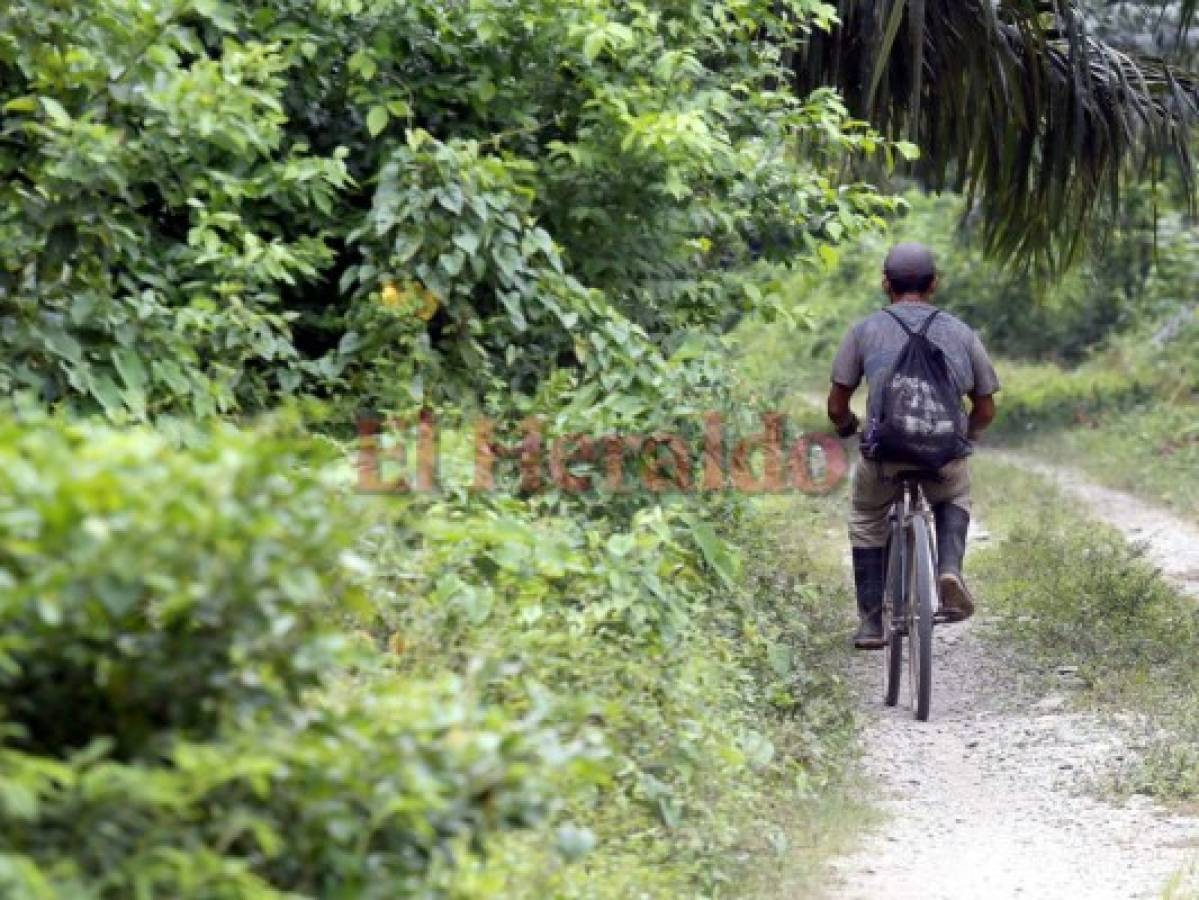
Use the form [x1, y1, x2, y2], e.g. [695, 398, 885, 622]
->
[880, 471, 950, 721]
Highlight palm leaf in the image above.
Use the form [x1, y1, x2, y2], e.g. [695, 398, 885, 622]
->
[795, 0, 1199, 270]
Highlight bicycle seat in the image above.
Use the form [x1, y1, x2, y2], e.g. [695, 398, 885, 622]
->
[888, 468, 944, 485]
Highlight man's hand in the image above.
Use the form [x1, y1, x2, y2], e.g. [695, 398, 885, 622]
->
[827, 382, 858, 436]
[967, 392, 996, 441]
[835, 411, 860, 438]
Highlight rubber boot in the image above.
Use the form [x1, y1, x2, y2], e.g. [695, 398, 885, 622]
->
[851, 547, 887, 649]
[934, 502, 975, 622]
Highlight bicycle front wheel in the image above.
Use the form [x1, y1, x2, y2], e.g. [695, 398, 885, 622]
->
[907, 516, 936, 721]
[882, 534, 902, 707]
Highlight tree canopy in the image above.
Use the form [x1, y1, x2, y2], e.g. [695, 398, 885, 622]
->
[796, 0, 1199, 269]
[0, 0, 897, 419]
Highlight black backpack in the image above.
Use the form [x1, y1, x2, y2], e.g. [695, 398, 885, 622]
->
[860, 308, 971, 469]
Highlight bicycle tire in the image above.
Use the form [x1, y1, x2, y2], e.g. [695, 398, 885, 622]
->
[882, 534, 902, 707]
[907, 516, 935, 721]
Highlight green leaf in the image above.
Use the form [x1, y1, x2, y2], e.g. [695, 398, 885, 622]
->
[42, 330, 82, 364]
[657, 797, 682, 829]
[439, 250, 465, 277]
[555, 824, 597, 861]
[452, 231, 481, 256]
[685, 517, 739, 589]
[583, 31, 606, 62]
[87, 374, 125, 417]
[40, 98, 71, 126]
[3, 97, 37, 114]
[113, 349, 148, 392]
[497, 291, 527, 331]
[740, 730, 775, 770]
[366, 105, 389, 137]
[192, 0, 237, 31]
[767, 643, 792, 678]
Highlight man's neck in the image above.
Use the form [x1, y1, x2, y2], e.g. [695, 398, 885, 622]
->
[891, 294, 932, 305]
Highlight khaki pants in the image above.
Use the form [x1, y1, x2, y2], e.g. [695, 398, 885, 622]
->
[849, 458, 971, 549]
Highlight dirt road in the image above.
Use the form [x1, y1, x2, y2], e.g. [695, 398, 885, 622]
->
[822, 458, 1199, 900]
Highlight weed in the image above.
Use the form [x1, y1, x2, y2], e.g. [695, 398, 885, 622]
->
[973, 461, 1199, 804]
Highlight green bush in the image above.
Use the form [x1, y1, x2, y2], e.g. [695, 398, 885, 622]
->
[989, 360, 1150, 433]
[0, 413, 582, 897]
[1127, 710, 1199, 801]
[1, 677, 570, 899]
[351, 470, 859, 896]
[0, 0, 895, 418]
[0, 412, 364, 759]
[0, 409, 861, 897]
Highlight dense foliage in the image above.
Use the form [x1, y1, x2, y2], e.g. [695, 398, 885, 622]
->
[0, 0, 904, 896]
[0, 0, 896, 419]
[0, 414, 360, 759]
[0, 415, 579, 898]
[0, 409, 864, 898]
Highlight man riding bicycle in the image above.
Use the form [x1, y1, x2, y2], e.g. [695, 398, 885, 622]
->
[826, 243, 1000, 649]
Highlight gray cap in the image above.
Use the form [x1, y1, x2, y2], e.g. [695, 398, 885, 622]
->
[883, 242, 937, 282]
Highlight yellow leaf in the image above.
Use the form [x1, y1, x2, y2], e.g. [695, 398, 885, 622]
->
[416, 285, 440, 321]
[380, 281, 402, 308]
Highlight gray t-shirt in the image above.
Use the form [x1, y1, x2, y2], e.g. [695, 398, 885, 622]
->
[830, 302, 1001, 422]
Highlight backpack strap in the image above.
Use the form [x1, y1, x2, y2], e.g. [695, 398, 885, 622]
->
[916, 309, 941, 336]
[882, 307, 914, 336]
[882, 307, 940, 337]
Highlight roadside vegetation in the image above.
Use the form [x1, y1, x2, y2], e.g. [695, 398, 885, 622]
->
[0, 1, 890, 895]
[970, 457, 1199, 804]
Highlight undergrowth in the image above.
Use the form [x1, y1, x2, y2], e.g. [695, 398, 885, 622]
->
[989, 314, 1199, 520]
[971, 459, 1199, 803]
[0, 409, 869, 898]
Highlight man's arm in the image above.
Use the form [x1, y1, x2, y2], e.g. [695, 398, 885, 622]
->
[827, 382, 859, 436]
[828, 322, 863, 436]
[965, 331, 1000, 441]
[966, 392, 996, 441]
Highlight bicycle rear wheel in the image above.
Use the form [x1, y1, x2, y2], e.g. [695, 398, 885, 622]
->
[907, 516, 935, 721]
[882, 534, 902, 707]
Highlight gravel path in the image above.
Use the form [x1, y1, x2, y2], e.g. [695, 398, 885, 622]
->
[821, 461, 1199, 900]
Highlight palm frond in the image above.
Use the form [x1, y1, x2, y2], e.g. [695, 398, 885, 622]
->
[796, 0, 1199, 270]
